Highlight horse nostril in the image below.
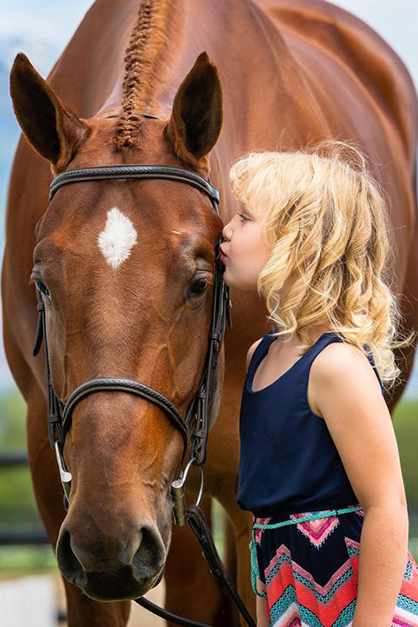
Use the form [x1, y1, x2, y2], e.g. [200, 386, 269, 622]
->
[132, 525, 165, 579]
[56, 529, 86, 585]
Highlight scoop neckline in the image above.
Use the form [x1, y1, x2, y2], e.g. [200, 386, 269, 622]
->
[247, 331, 335, 394]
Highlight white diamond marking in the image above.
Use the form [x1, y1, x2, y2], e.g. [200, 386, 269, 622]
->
[98, 208, 138, 269]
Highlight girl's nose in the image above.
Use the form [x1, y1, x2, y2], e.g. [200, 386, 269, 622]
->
[222, 220, 232, 241]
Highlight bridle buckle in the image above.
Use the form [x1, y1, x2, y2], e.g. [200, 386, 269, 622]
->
[171, 458, 204, 527]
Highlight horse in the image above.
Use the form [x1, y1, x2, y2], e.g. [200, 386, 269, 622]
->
[3, 0, 417, 625]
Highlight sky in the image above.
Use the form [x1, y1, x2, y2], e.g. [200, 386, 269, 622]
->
[0, 0, 417, 394]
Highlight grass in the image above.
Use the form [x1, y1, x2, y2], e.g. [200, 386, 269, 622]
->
[393, 399, 418, 504]
[0, 546, 58, 575]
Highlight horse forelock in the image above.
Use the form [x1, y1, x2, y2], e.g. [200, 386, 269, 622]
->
[115, 0, 176, 149]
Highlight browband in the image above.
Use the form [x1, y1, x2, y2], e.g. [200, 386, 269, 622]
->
[49, 164, 220, 207]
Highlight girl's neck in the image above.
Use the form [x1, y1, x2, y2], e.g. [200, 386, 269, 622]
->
[274, 323, 331, 348]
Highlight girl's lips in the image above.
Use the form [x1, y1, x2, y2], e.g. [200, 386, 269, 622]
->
[220, 253, 227, 263]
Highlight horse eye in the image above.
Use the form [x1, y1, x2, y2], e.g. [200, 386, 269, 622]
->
[188, 278, 209, 298]
[35, 280, 51, 300]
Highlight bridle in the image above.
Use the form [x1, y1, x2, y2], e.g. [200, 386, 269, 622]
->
[34, 162, 230, 504]
[32, 155, 255, 626]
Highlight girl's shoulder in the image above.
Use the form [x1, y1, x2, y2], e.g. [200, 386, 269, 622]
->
[309, 340, 384, 417]
[313, 340, 376, 377]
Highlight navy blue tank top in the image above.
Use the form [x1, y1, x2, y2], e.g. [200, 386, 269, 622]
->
[237, 330, 384, 517]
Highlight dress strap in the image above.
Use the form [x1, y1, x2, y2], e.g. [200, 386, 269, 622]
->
[245, 331, 275, 378]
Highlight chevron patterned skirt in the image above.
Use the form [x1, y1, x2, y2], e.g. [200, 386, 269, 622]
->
[252, 507, 418, 627]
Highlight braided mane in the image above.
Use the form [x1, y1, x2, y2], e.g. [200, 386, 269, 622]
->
[115, 0, 175, 148]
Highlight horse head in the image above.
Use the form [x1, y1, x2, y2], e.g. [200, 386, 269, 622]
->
[10, 51, 224, 600]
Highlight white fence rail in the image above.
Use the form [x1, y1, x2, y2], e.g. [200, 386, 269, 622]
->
[0, 576, 56, 627]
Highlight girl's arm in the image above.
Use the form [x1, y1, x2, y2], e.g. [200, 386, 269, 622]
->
[311, 343, 409, 627]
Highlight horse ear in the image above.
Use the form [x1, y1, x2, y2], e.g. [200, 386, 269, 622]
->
[10, 53, 88, 171]
[165, 52, 223, 167]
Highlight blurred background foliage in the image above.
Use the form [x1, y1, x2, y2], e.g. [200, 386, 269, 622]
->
[0, 391, 39, 526]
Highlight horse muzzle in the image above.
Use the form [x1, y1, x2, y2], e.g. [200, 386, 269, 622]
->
[56, 516, 166, 600]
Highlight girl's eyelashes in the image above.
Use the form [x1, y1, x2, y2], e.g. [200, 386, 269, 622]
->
[237, 211, 250, 221]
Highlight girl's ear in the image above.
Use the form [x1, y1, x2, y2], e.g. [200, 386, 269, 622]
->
[10, 53, 88, 171]
[165, 52, 223, 169]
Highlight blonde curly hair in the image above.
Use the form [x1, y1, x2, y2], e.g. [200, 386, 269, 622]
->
[230, 141, 415, 389]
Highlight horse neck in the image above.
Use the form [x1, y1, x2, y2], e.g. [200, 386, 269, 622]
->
[153, 1, 328, 158]
[49, 0, 328, 171]
[153, 1, 305, 118]
[72, 1, 306, 120]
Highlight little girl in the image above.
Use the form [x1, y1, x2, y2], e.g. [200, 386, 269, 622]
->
[220, 144, 418, 627]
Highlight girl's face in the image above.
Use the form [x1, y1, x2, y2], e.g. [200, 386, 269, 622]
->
[220, 201, 271, 290]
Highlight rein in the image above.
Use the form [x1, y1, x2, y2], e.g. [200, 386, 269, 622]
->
[33, 160, 255, 627]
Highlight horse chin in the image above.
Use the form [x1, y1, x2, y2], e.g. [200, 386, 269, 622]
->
[67, 566, 165, 602]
